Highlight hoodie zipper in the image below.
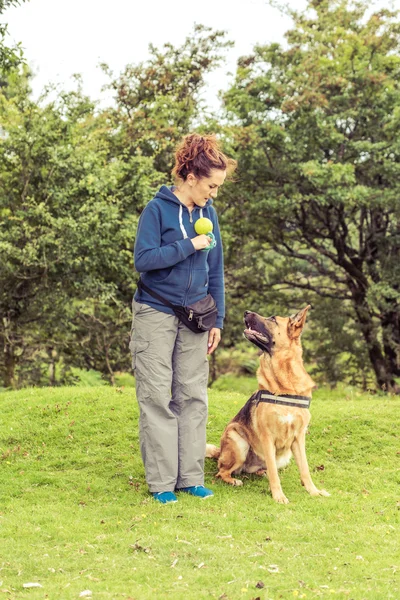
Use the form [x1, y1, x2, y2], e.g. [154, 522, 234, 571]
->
[184, 206, 196, 302]
[185, 253, 193, 305]
[183, 205, 204, 303]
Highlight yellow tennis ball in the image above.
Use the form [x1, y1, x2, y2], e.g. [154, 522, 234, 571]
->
[194, 217, 213, 235]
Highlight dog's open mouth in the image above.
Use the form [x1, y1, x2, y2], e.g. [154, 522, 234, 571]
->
[243, 326, 273, 354]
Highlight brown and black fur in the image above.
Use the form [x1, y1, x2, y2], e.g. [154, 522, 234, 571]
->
[206, 306, 330, 504]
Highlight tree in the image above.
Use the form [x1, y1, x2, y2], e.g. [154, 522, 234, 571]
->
[0, 72, 139, 387]
[223, 0, 400, 392]
[0, 1, 25, 75]
[0, 26, 233, 388]
[102, 24, 232, 183]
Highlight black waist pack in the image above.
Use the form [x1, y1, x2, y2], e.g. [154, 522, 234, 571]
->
[137, 279, 218, 334]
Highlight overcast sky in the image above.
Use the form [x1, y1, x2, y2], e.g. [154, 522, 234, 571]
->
[2, 0, 398, 111]
[2, 0, 307, 110]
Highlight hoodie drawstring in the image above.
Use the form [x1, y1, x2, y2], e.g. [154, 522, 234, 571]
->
[179, 205, 188, 239]
[179, 207, 204, 239]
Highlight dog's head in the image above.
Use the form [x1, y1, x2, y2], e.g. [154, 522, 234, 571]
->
[243, 306, 311, 355]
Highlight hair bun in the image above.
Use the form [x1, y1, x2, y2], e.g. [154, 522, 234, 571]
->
[172, 133, 236, 182]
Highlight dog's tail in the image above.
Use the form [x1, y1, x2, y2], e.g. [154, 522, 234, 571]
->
[205, 443, 220, 459]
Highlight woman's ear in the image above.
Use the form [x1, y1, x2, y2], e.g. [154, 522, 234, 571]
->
[186, 172, 197, 187]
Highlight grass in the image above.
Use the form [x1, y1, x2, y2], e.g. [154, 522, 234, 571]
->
[0, 381, 399, 599]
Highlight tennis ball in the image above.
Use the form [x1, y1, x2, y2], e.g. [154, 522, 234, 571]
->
[194, 217, 213, 235]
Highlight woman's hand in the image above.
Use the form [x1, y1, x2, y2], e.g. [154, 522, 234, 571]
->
[207, 328, 221, 355]
[191, 234, 212, 251]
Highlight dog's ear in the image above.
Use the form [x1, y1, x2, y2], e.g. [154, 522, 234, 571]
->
[288, 305, 311, 339]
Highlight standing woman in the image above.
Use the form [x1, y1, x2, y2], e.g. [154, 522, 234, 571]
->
[130, 133, 236, 504]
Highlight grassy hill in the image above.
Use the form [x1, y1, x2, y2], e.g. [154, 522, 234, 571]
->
[0, 383, 399, 599]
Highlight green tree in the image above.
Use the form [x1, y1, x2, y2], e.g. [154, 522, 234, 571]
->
[102, 24, 232, 182]
[0, 72, 138, 387]
[222, 0, 400, 392]
[0, 26, 233, 388]
[0, 0, 25, 75]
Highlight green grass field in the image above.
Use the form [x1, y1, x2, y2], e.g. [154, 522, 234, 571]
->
[0, 382, 399, 599]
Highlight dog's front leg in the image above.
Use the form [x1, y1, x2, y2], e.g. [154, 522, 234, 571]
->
[291, 433, 330, 498]
[259, 433, 289, 504]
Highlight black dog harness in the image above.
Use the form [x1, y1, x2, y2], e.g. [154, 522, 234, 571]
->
[255, 390, 311, 409]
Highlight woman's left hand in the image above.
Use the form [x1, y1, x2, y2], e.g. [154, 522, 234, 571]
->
[207, 328, 221, 355]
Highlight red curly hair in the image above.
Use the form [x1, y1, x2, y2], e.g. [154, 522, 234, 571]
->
[172, 133, 237, 182]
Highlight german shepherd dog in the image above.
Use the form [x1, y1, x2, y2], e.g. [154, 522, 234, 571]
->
[206, 306, 330, 504]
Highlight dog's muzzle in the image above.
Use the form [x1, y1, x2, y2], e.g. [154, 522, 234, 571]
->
[243, 311, 273, 354]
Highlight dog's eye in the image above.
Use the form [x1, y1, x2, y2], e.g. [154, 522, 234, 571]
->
[268, 316, 277, 324]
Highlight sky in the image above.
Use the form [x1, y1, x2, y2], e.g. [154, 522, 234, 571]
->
[2, 0, 308, 110]
[2, 0, 398, 111]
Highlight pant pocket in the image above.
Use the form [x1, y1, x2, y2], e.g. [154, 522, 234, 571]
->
[129, 340, 149, 373]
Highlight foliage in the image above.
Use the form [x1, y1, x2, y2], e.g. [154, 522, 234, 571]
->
[67, 367, 109, 387]
[0, 26, 232, 389]
[0, 71, 138, 387]
[0, 384, 399, 598]
[1, 2, 400, 394]
[99, 22, 233, 234]
[0, 0, 25, 75]
[303, 296, 374, 389]
[222, 0, 400, 392]
[210, 372, 258, 396]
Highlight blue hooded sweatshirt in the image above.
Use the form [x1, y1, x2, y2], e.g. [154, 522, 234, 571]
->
[134, 185, 225, 329]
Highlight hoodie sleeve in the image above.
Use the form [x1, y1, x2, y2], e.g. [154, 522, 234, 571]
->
[207, 206, 225, 329]
[134, 202, 196, 272]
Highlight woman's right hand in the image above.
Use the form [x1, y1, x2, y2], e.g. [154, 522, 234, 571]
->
[191, 234, 212, 251]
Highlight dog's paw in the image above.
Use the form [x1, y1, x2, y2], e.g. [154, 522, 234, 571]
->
[205, 443, 220, 459]
[273, 492, 289, 504]
[232, 478, 243, 487]
[310, 488, 330, 497]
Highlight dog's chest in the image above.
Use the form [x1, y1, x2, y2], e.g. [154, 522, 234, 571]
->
[256, 406, 306, 450]
[278, 413, 295, 425]
[276, 411, 306, 448]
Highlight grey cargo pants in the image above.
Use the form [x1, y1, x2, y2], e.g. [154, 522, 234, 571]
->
[130, 300, 209, 493]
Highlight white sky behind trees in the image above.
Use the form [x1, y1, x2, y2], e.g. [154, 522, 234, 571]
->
[2, 0, 398, 111]
[3, 0, 307, 110]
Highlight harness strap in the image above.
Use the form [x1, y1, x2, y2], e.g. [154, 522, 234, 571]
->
[255, 390, 311, 409]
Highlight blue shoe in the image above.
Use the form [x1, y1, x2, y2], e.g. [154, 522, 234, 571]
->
[152, 491, 178, 504]
[177, 485, 214, 499]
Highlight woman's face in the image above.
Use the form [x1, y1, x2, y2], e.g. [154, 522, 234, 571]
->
[188, 169, 227, 207]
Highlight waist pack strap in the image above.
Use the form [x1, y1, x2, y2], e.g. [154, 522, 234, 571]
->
[137, 279, 175, 310]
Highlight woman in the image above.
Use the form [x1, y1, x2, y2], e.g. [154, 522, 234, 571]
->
[130, 133, 236, 504]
